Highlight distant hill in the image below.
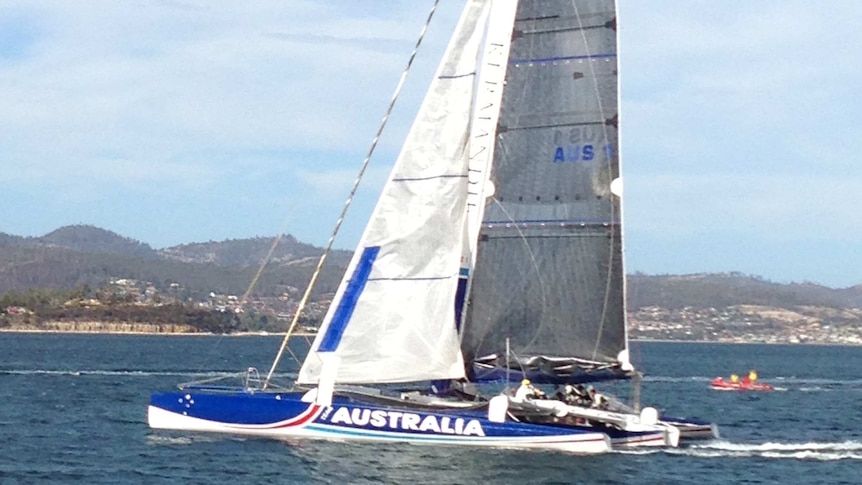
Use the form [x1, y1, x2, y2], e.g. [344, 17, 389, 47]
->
[39, 225, 159, 259]
[627, 272, 862, 309]
[0, 225, 351, 298]
[0, 225, 859, 311]
[158, 235, 350, 268]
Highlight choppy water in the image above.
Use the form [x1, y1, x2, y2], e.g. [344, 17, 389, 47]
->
[1, 334, 860, 484]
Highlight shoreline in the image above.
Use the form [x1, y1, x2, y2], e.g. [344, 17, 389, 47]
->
[0, 328, 317, 337]
[633, 338, 862, 347]
[1, 329, 858, 346]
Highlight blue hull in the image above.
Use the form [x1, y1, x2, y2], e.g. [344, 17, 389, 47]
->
[148, 388, 618, 453]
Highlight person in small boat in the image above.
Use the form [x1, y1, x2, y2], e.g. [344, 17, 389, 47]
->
[742, 369, 757, 386]
[515, 379, 546, 400]
[730, 373, 739, 384]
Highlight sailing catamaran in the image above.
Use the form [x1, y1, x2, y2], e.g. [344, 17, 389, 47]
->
[149, 0, 715, 453]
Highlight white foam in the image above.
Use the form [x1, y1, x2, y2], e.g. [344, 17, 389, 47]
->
[761, 450, 862, 461]
[667, 440, 862, 461]
[146, 434, 236, 446]
[614, 448, 661, 456]
[697, 440, 862, 452]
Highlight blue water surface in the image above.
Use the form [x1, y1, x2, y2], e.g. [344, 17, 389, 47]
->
[1, 334, 860, 484]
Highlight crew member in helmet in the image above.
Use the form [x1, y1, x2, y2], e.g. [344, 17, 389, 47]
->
[515, 379, 545, 400]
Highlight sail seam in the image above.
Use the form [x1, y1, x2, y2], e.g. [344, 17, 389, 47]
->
[484, 218, 620, 225]
[391, 174, 468, 182]
[518, 24, 609, 35]
[439, 72, 476, 80]
[501, 120, 608, 131]
[368, 276, 454, 282]
[510, 53, 615, 64]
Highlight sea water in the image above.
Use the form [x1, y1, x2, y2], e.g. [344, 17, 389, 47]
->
[0, 333, 860, 484]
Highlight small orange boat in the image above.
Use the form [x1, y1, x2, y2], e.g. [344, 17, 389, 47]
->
[710, 370, 773, 391]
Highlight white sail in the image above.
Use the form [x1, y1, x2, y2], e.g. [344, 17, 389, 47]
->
[465, 0, 518, 253]
[298, 0, 493, 385]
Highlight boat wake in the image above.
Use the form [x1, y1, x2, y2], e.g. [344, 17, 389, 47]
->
[666, 440, 862, 461]
[146, 434, 244, 446]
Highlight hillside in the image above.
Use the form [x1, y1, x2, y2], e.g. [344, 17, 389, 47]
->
[628, 272, 862, 309]
[0, 225, 350, 298]
[158, 235, 351, 268]
[1, 225, 860, 312]
[40, 225, 160, 260]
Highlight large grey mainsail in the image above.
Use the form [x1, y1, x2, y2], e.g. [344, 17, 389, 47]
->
[462, 0, 628, 378]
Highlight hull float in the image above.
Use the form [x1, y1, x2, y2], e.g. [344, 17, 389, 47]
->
[149, 389, 611, 454]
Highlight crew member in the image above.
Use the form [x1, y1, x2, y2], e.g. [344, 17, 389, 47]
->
[588, 386, 605, 409]
[515, 379, 545, 400]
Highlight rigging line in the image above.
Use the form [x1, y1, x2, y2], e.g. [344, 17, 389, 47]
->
[489, 196, 549, 351]
[570, 0, 618, 362]
[240, 233, 283, 309]
[198, 232, 279, 375]
[508, 346, 530, 380]
[194, 229, 285, 376]
[263, 0, 442, 389]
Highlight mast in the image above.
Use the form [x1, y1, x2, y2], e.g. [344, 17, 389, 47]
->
[457, 0, 520, 331]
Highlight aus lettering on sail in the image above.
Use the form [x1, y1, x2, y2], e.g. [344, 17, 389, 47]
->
[326, 407, 485, 437]
[552, 126, 616, 163]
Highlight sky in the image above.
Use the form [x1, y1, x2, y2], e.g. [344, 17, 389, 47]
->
[1, 1, 860, 288]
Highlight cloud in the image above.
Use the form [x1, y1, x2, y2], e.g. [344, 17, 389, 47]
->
[617, 1, 862, 284]
[0, 1, 456, 188]
[1, 0, 858, 285]
[627, 172, 862, 240]
[620, 0, 862, 174]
